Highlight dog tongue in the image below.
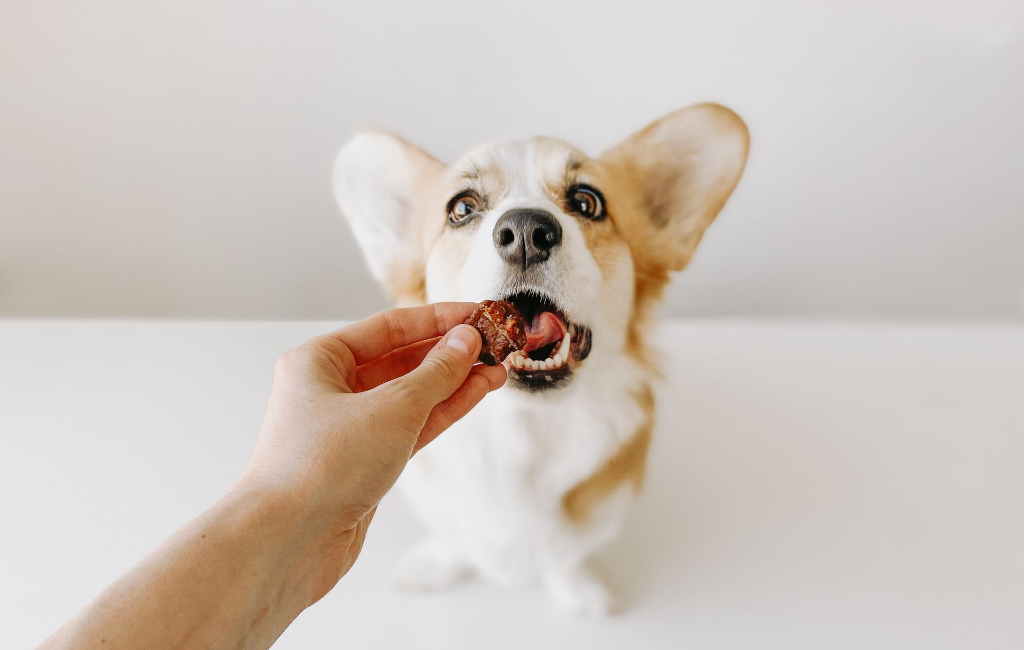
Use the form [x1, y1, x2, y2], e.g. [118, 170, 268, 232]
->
[525, 311, 567, 351]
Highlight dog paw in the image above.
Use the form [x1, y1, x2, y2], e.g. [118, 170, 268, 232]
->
[394, 540, 473, 592]
[543, 564, 623, 617]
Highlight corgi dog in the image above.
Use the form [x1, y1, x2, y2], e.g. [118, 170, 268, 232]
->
[333, 103, 748, 615]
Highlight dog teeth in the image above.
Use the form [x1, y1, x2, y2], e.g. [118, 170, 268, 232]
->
[505, 333, 577, 374]
[504, 350, 524, 370]
[507, 333, 574, 374]
[557, 333, 571, 362]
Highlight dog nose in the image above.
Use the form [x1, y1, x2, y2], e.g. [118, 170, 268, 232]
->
[492, 208, 562, 269]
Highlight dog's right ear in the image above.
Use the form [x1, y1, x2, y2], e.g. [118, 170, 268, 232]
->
[333, 132, 446, 305]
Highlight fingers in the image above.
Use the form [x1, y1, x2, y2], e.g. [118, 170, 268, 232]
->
[352, 337, 439, 392]
[389, 324, 482, 409]
[326, 303, 479, 366]
[414, 364, 507, 452]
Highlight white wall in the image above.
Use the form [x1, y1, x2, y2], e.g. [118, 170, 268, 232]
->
[2, 0, 1022, 320]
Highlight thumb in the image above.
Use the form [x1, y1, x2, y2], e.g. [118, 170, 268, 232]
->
[394, 324, 481, 409]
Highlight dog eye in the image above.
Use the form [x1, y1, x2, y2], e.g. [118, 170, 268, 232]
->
[568, 185, 605, 220]
[447, 193, 480, 225]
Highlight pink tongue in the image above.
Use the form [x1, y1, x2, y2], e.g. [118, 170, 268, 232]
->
[525, 311, 567, 351]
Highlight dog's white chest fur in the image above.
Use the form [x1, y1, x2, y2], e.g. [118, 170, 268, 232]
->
[399, 353, 647, 586]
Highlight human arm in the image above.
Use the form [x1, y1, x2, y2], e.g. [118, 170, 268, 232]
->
[38, 303, 504, 649]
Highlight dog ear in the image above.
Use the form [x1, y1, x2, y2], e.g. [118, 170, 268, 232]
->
[333, 131, 446, 304]
[602, 103, 749, 272]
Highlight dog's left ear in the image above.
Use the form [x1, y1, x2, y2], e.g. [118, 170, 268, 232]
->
[602, 103, 749, 271]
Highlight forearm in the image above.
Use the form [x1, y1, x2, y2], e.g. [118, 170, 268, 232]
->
[39, 488, 333, 650]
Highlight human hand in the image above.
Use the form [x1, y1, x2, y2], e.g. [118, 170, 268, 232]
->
[234, 302, 506, 603]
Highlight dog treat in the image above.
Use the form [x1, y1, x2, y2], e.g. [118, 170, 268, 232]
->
[464, 300, 527, 365]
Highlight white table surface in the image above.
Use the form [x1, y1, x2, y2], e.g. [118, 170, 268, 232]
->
[2, 319, 1022, 649]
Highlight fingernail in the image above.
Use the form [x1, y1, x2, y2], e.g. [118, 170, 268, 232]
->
[445, 324, 477, 356]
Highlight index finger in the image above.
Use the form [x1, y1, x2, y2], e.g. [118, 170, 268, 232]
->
[327, 302, 478, 366]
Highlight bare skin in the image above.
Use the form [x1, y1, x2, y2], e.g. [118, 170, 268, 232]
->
[38, 302, 506, 650]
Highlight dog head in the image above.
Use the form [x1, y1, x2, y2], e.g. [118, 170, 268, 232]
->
[333, 103, 748, 393]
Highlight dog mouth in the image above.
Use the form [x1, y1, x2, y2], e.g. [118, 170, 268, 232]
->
[500, 292, 592, 391]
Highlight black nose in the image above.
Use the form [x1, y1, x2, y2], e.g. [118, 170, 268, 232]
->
[492, 208, 562, 269]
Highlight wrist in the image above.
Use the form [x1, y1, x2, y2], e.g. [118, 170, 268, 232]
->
[225, 479, 364, 606]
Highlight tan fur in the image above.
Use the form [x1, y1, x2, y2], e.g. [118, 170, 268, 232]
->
[383, 251, 428, 306]
[601, 103, 750, 273]
[563, 382, 656, 523]
[557, 156, 634, 286]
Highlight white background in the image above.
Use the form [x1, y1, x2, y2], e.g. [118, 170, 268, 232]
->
[2, 0, 1022, 320]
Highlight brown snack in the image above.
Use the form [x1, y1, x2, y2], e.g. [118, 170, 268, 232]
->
[463, 300, 528, 365]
